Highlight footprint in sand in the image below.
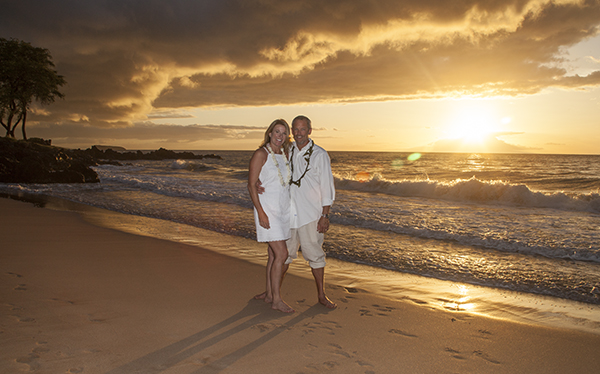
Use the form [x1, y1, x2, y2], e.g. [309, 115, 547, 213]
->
[373, 304, 395, 316]
[251, 323, 275, 333]
[14, 284, 27, 291]
[16, 353, 41, 371]
[32, 346, 50, 354]
[7, 272, 23, 278]
[50, 298, 76, 305]
[388, 328, 417, 338]
[473, 350, 501, 364]
[300, 320, 341, 336]
[445, 347, 467, 360]
[5, 303, 23, 311]
[359, 307, 373, 316]
[356, 359, 374, 368]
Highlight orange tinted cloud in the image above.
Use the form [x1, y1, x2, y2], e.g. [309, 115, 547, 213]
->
[1, 0, 599, 128]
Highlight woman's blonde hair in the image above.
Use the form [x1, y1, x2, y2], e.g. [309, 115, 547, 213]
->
[259, 118, 291, 152]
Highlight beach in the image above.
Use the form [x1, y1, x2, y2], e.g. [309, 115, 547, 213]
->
[2, 197, 600, 373]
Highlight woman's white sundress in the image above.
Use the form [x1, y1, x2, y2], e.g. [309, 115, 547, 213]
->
[254, 148, 291, 242]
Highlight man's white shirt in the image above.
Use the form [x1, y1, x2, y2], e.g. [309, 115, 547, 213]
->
[289, 140, 335, 229]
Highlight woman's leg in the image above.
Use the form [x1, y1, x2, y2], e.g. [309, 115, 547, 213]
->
[254, 244, 274, 302]
[269, 240, 294, 313]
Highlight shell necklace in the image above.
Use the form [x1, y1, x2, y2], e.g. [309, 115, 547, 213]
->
[266, 143, 290, 187]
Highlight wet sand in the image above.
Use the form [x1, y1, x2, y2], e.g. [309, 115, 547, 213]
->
[1, 197, 600, 373]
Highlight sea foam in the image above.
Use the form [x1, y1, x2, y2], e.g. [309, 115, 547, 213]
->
[335, 174, 600, 213]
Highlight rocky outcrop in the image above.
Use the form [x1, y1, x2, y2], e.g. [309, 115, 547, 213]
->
[0, 138, 223, 184]
[0, 137, 99, 183]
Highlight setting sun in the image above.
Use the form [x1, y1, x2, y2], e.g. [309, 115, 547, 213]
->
[443, 101, 503, 144]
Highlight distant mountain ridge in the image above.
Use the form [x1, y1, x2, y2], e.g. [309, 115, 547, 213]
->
[92, 145, 127, 151]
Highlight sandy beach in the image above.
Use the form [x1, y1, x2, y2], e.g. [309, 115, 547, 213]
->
[2, 197, 600, 374]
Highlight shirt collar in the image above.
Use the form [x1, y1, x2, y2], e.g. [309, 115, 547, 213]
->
[294, 138, 313, 153]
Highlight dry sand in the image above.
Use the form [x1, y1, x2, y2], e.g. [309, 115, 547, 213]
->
[1, 197, 600, 373]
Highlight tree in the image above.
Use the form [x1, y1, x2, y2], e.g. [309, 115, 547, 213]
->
[0, 38, 66, 140]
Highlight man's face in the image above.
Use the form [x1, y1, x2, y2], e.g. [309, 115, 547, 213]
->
[292, 119, 312, 148]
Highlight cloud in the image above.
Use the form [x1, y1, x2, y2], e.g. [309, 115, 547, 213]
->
[2, 0, 600, 129]
[26, 122, 266, 149]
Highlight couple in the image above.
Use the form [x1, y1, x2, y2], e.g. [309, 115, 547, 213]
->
[247, 115, 336, 313]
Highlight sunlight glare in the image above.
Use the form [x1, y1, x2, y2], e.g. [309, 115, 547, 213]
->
[444, 101, 502, 144]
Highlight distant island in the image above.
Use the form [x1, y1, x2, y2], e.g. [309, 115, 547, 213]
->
[0, 138, 221, 184]
[83, 145, 221, 161]
[92, 145, 127, 151]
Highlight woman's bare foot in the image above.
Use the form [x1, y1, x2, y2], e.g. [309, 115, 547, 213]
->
[254, 292, 273, 303]
[319, 295, 337, 309]
[271, 300, 295, 313]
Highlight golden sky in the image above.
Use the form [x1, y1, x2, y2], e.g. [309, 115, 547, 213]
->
[2, 0, 599, 154]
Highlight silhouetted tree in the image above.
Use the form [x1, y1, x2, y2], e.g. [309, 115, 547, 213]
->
[0, 38, 66, 139]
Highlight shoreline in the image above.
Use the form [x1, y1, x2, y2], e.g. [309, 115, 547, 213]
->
[5, 193, 600, 335]
[2, 196, 600, 373]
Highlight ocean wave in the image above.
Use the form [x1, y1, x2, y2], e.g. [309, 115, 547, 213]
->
[335, 175, 600, 213]
[170, 160, 215, 172]
[332, 212, 600, 263]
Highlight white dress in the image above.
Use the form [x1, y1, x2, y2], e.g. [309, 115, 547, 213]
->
[254, 149, 291, 242]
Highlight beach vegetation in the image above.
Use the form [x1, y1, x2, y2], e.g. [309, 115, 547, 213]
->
[0, 38, 66, 140]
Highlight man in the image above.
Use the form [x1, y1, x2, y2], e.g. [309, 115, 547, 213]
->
[284, 115, 337, 309]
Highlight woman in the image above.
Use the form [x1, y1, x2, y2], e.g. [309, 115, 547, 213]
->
[247, 119, 294, 313]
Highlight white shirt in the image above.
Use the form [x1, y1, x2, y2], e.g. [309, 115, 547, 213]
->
[289, 139, 335, 228]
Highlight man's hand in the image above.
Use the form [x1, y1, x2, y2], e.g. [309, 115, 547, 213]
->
[256, 179, 265, 194]
[317, 216, 330, 233]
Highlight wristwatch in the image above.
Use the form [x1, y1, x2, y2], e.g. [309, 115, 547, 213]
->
[321, 213, 329, 218]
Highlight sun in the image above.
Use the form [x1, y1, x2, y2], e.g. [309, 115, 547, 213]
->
[443, 101, 505, 144]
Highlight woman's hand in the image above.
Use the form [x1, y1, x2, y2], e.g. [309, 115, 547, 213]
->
[258, 211, 270, 229]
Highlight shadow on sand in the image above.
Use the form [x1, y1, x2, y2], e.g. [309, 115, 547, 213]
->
[106, 299, 328, 373]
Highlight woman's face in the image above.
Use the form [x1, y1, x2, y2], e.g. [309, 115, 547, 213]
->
[269, 124, 288, 149]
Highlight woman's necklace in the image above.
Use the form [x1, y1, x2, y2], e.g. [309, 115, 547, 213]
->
[266, 143, 290, 187]
[290, 140, 314, 187]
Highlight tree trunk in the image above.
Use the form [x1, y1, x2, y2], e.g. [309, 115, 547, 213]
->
[21, 111, 27, 140]
[4, 111, 15, 137]
[8, 112, 23, 139]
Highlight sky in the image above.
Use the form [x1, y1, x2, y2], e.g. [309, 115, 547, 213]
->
[1, 0, 599, 154]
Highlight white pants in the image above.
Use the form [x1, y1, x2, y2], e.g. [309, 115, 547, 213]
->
[285, 219, 326, 269]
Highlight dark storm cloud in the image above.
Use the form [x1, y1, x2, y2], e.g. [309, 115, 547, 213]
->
[2, 0, 599, 129]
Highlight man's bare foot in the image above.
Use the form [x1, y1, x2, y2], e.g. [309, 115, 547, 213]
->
[319, 295, 337, 309]
[254, 292, 273, 303]
[272, 300, 295, 313]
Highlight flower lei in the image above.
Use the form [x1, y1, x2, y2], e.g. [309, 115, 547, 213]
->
[266, 143, 291, 187]
[290, 140, 314, 187]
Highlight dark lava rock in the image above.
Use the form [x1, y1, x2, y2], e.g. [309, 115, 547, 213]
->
[1, 138, 222, 184]
[0, 137, 99, 183]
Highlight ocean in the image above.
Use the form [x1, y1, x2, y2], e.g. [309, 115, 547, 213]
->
[2, 151, 600, 332]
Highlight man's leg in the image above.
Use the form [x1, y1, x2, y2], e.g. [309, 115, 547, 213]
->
[311, 266, 336, 309]
[297, 221, 337, 309]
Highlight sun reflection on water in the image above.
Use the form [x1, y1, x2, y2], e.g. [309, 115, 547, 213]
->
[443, 284, 476, 312]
